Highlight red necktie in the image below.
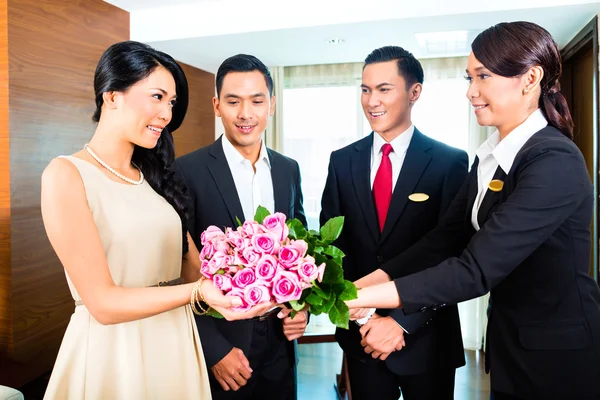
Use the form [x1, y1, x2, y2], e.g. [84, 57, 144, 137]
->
[373, 143, 394, 232]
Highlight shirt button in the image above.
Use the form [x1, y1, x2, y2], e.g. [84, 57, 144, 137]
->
[377, 256, 384, 263]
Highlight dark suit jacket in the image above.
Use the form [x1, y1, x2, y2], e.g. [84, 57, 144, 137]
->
[175, 136, 307, 375]
[383, 126, 600, 397]
[320, 129, 468, 375]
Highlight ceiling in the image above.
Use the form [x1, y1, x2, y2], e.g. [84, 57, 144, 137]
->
[105, 0, 600, 73]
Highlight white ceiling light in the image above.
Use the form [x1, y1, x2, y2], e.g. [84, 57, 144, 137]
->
[415, 30, 474, 55]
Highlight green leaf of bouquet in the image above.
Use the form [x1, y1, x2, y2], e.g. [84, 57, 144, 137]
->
[312, 283, 331, 300]
[215, 269, 226, 275]
[321, 295, 336, 313]
[328, 298, 350, 329]
[207, 308, 224, 319]
[314, 253, 328, 266]
[300, 288, 312, 303]
[288, 218, 307, 240]
[236, 216, 243, 227]
[306, 292, 323, 306]
[323, 245, 345, 259]
[289, 300, 306, 312]
[254, 205, 271, 224]
[319, 216, 345, 244]
[308, 305, 323, 315]
[309, 229, 319, 236]
[322, 259, 344, 283]
[338, 280, 358, 301]
[313, 246, 324, 254]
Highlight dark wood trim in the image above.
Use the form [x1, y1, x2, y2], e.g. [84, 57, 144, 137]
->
[562, 16, 597, 63]
[561, 15, 599, 283]
[298, 334, 336, 344]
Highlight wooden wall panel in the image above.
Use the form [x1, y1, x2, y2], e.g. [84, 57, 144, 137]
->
[176, 62, 216, 156]
[1, 0, 129, 387]
[0, 0, 215, 389]
[0, 0, 11, 360]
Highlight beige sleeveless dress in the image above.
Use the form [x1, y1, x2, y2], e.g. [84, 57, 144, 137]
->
[44, 156, 212, 400]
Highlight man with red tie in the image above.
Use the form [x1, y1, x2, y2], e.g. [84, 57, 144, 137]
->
[320, 46, 468, 399]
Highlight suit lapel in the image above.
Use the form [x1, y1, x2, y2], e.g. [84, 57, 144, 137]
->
[380, 129, 432, 243]
[351, 134, 379, 245]
[477, 166, 507, 228]
[206, 137, 245, 224]
[268, 149, 290, 216]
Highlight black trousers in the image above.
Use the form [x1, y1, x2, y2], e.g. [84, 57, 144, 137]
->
[346, 354, 456, 400]
[209, 317, 296, 400]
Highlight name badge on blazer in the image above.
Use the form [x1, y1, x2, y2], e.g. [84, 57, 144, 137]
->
[488, 179, 504, 192]
[408, 193, 429, 202]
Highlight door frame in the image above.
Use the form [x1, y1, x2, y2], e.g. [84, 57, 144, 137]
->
[561, 16, 599, 282]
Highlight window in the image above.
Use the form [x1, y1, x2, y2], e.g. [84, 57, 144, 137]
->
[412, 78, 470, 151]
[283, 85, 367, 231]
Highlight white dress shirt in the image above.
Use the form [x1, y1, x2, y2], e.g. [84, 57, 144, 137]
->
[370, 125, 414, 190]
[221, 134, 275, 221]
[471, 109, 548, 230]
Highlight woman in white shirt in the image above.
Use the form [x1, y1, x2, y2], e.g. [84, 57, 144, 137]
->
[346, 21, 600, 400]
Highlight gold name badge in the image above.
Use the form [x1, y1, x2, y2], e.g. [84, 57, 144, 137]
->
[408, 193, 429, 202]
[488, 179, 504, 192]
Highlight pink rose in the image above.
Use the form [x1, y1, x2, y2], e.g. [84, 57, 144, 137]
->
[200, 259, 215, 278]
[241, 247, 261, 267]
[241, 221, 264, 238]
[213, 238, 232, 255]
[262, 213, 289, 241]
[317, 263, 326, 283]
[297, 256, 319, 283]
[201, 225, 225, 245]
[244, 284, 271, 306]
[199, 242, 215, 260]
[226, 289, 250, 311]
[271, 269, 303, 303]
[289, 240, 308, 258]
[208, 251, 230, 272]
[232, 268, 257, 289]
[226, 228, 246, 249]
[213, 273, 232, 292]
[278, 245, 301, 269]
[251, 233, 280, 255]
[255, 255, 279, 286]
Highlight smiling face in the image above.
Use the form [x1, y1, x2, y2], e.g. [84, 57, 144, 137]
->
[110, 66, 177, 149]
[213, 70, 274, 157]
[465, 52, 533, 136]
[361, 60, 420, 141]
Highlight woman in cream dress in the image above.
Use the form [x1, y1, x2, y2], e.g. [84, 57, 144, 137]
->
[41, 41, 273, 400]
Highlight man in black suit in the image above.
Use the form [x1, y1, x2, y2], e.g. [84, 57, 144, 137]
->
[176, 54, 308, 400]
[320, 46, 467, 399]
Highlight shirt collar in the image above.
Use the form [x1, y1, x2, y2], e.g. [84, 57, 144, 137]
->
[372, 124, 415, 159]
[475, 109, 548, 173]
[221, 134, 271, 169]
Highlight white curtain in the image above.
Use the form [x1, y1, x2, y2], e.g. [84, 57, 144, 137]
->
[265, 66, 285, 152]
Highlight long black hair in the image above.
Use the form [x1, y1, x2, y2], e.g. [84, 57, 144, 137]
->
[471, 22, 574, 139]
[93, 40, 190, 253]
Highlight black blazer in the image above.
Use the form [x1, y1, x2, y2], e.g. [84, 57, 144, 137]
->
[383, 126, 600, 397]
[320, 129, 468, 375]
[175, 136, 307, 371]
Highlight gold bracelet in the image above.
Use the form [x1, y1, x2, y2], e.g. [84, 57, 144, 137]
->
[190, 279, 208, 316]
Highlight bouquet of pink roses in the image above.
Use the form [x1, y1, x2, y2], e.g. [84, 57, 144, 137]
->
[199, 206, 357, 328]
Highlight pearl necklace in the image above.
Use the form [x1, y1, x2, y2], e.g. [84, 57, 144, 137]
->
[84, 144, 144, 185]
